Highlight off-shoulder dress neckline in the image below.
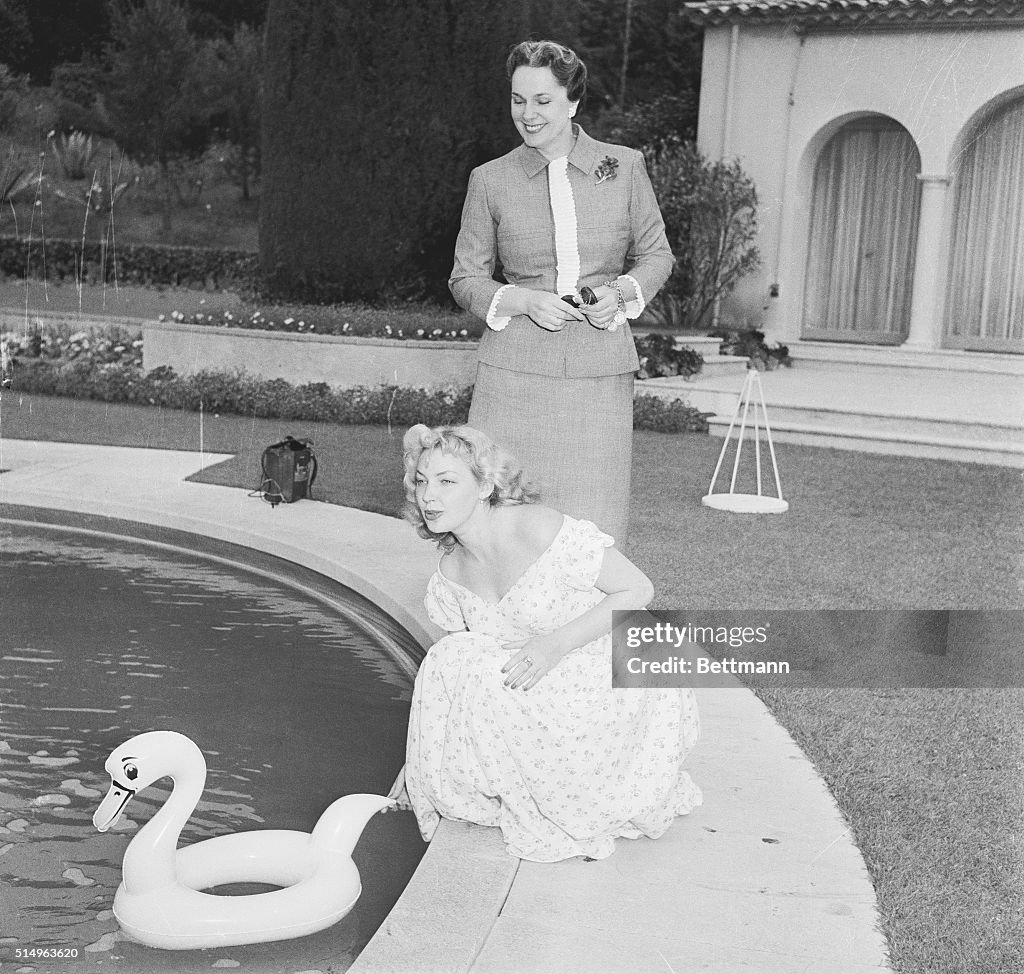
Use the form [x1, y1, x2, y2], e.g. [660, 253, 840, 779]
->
[435, 515, 569, 606]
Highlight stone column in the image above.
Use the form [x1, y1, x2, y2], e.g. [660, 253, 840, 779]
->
[904, 174, 950, 348]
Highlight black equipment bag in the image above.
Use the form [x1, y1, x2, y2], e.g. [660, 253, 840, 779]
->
[259, 436, 318, 506]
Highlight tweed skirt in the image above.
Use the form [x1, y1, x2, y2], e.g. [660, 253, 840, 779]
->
[468, 363, 634, 545]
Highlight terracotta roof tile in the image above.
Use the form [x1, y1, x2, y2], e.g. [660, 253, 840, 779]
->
[682, 0, 1024, 28]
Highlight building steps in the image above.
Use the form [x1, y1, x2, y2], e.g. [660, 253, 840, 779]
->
[639, 353, 1024, 467]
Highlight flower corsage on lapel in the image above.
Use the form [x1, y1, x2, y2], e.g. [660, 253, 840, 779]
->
[595, 156, 619, 184]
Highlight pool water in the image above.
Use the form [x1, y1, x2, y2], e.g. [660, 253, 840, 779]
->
[0, 517, 424, 973]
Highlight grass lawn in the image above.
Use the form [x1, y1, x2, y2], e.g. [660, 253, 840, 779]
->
[2, 394, 1023, 974]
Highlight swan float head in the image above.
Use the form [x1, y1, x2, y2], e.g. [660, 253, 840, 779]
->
[92, 730, 395, 950]
[94, 730, 205, 833]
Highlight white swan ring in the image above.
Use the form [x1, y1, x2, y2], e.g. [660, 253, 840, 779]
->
[93, 730, 394, 950]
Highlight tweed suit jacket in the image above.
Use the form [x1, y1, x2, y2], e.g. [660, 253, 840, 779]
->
[449, 126, 675, 378]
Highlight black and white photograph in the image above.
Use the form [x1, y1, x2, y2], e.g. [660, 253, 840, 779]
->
[0, 2, 1021, 973]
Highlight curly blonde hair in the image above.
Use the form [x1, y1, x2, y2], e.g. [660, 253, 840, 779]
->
[402, 424, 539, 552]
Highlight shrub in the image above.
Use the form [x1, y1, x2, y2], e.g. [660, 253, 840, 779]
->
[634, 394, 711, 433]
[206, 140, 259, 199]
[589, 93, 698, 149]
[52, 130, 97, 179]
[712, 327, 792, 370]
[7, 355, 475, 425]
[645, 139, 761, 330]
[0, 166, 38, 204]
[0, 63, 27, 132]
[53, 168, 133, 215]
[0, 235, 257, 288]
[0, 90, 16, 132]
[143, 155, 207, 208]
[53, 96, 114, 138]
[0, 63, 28, 96]
[635, 332, 704, 379]
[52, 61, 103, 109]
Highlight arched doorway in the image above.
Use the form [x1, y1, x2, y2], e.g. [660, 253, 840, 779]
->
[803, 118, 921, 344]
[944, 97, 1024, 352]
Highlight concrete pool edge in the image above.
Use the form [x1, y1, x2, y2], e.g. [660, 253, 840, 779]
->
[0, 440, 894, 974]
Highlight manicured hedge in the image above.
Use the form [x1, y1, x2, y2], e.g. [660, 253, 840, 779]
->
[8, 359, 473, 425]
[7, 357, 710, 433]
[0, 235, 258, 290]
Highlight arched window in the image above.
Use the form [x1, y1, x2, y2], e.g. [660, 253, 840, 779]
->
[944, 98, 1024, 351]
[803, 118, 921, 344]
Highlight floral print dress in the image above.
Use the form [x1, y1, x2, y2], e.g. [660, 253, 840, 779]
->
[404, 516, 702, 862]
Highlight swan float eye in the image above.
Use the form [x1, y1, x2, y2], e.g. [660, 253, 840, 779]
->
[124, 763, 139, 781]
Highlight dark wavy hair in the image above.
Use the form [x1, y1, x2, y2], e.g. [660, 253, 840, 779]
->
[402, 424, 539, 552]
[506, 39, 588, 104]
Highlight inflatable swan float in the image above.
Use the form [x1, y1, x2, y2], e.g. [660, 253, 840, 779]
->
[93, 730, 393, 950]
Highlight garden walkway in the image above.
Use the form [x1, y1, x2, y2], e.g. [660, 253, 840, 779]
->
[0, 439, 892, 974]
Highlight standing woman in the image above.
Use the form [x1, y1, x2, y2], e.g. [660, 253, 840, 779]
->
[449, 39, 674, 545]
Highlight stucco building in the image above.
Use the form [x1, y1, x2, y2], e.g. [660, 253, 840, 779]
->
[683, 0, 1024, 358]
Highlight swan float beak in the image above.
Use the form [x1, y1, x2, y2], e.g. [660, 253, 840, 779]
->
[94, 779, 136, 832]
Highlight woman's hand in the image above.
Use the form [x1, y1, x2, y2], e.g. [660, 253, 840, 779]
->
[501, 633, 568, 690]
[579, 285, 620, 330]
[522, 290, 585, 332]
[382, 764, 411, 812]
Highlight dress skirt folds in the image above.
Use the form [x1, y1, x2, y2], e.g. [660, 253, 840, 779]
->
[468, 362, 634, 545]
[404, 516, 702, 862]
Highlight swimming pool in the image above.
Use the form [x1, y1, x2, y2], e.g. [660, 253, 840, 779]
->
[0, 513, 424, 973]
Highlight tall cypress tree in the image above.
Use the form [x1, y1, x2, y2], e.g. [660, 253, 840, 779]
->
[259, 0, 578, 304]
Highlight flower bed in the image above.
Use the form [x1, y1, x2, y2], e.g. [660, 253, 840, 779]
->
[165, 302, 484, 341]
[1, 324, 143, 371]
